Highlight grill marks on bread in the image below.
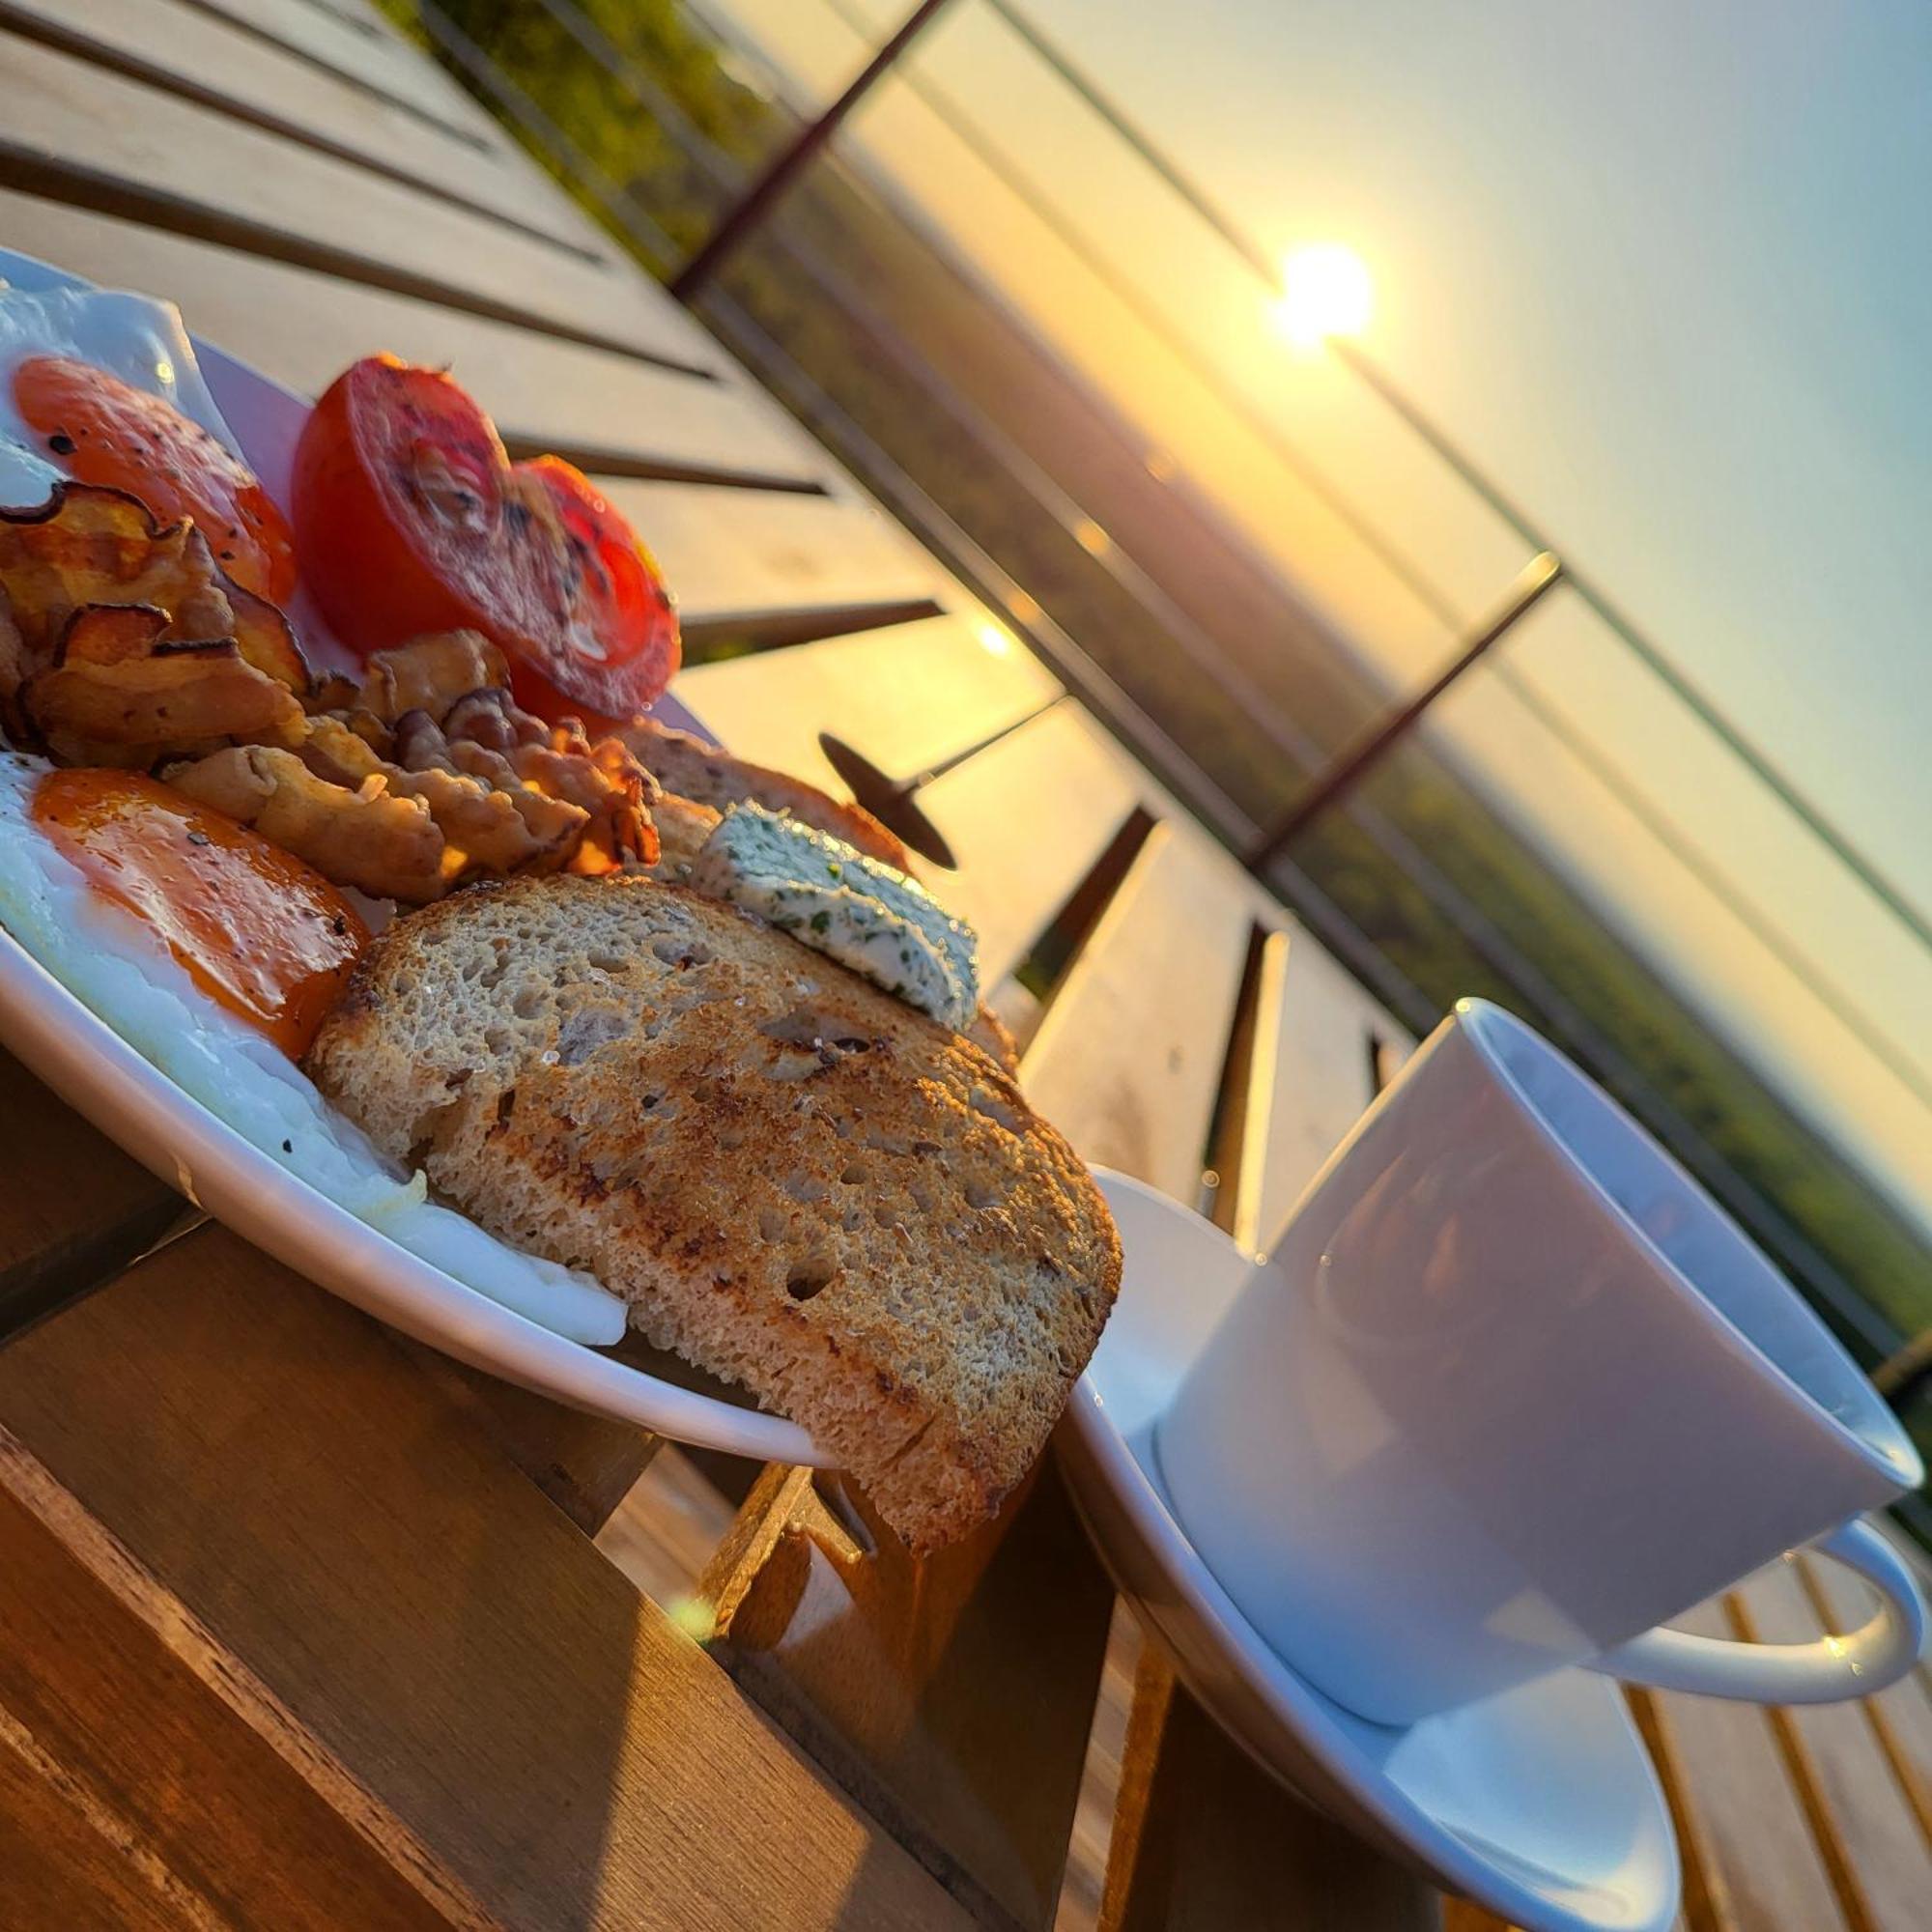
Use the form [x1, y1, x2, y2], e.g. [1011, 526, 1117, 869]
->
[306, 876, 1119, 1548]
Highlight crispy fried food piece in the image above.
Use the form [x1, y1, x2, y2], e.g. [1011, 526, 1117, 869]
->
[355, 631, 508, 725]
[168, 745, 448, 903]
[154, 629, 662, 902]
[302, 712, 586, 878]
[0, 482, 305, 697]
[412, 706, 658, 873]
[23, 605, 306, 769]
[441, 686, 544, 753]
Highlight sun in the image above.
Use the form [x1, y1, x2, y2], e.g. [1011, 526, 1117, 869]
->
[1273, 243, 1374, 349]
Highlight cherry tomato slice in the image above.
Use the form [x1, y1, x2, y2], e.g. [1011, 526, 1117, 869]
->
[14, 355, 298, 604]
[291, 356, 678, 721]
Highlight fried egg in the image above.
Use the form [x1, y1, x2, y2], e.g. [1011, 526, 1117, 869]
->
[0, 753, 626, 1344]
[0, 284, 240, 507]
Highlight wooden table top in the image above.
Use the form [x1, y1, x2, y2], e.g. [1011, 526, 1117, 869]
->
[0, 5, 1928, 1928]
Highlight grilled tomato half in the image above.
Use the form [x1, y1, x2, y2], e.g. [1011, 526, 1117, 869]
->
[290, 355, 678, 722]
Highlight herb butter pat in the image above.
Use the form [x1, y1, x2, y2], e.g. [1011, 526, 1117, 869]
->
[692, 804, 980, 1029]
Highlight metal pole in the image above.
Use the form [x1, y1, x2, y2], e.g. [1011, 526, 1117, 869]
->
[1247, 551, 1565, 871]
[670, 0, 954, 301]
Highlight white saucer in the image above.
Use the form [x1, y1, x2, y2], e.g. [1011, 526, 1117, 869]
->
[1061, 1170, 1681, 1932]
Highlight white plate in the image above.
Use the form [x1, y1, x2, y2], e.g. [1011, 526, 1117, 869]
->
[1062, 1170, 1681, 1932]
[0, 245, 821, 1465]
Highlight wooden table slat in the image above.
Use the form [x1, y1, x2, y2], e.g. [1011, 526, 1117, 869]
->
[1096, 1652, 1438, 1932]
[0, 1436, 481, 1930]
[0, 188, 838, 488]
[1729, 1559, 1932, 1932]
[0, 1049, 180, 1340]
[703, 1460, 1118, 1932]
[599, 477, 952, 638]
[1022, 821, 1257, 1203]
[0, 1225, 973, 1931]
[677, 613, 1062, 796]
[1250, 925, 1410, 1250]
[186, 0, 509, 145]
[0, 28, 722, 372]
[0, 0, 593, 252]
[1638, 1594, 1849, 1932]
[919, 703, 1153, 986]
[393, 1338, 662, 1539]
[1800, 1548, 1932, 1845]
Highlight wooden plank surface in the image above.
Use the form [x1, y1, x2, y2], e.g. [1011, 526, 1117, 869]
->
[0, 1442, 474, 1930]
[1022, 822, 1255, 1202]
[1730, 1560, 1932, 1932]
[1803, 1549, 1932, 1843]
[920, 702, 1151, 984]
[1099, 1651, 1437, 1932]
[0, 27, 721, 370]
[0, 1223, 974, 1931]
[186, 0, 512, 145]
[1637, 1596, 1848, 1932]
[603, 478, 951, 636]
[0, 188, 836, 487]
[702, 1463, 1117, 1931]
[1251, 925, 1410, 1248]
[680, 614, 1061, 794]
[0, 0, 591, 249]
[0, 1048, 179, 1340]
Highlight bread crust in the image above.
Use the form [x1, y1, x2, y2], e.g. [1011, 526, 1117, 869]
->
[620, 716, 912, 871]
[307, 874, 1119, 1548]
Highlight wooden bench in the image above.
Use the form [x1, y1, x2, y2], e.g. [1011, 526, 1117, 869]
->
[0, 7, 1928, 1928]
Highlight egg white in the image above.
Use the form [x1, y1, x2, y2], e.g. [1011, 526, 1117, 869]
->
[0, 283, 246, 509]
[0, 753, 626, 1344]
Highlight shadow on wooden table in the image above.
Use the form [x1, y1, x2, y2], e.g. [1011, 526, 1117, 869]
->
[0, 1208, 965, 1929]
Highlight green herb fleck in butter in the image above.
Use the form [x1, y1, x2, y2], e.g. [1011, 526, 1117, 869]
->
[692, 805, 980, 1029]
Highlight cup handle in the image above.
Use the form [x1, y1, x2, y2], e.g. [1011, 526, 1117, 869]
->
[1583, 1518, 1926, 1705]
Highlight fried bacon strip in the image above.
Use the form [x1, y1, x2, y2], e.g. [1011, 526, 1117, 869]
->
[23, 602, 306, 771]
[168, 746, 449, 903]
[0, 482, 305, 695]
[159, 633, 662, 900]
[300, 713, 586, 880]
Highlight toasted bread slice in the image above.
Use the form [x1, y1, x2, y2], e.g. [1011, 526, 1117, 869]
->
[307, 875, 1119, 1548]
[621, 715, 912, 871]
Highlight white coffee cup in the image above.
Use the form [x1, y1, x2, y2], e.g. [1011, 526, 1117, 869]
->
[1155, 998, 1926, 1727]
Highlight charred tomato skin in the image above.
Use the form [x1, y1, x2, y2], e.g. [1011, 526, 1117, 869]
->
[291, 357, 678, 722]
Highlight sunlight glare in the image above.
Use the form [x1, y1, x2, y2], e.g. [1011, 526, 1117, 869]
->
[975, 619, 1013, 658]
[1273, 243, 1374, 349]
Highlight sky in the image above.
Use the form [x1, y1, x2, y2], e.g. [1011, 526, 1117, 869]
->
[708, 0, 1932, 1223]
